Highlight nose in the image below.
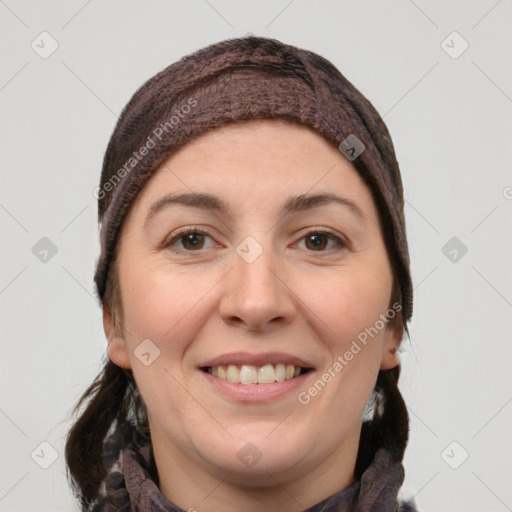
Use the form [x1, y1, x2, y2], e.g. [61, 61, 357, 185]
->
[218, 241, 296, 332]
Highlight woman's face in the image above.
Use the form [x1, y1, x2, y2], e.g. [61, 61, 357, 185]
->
[106, 119, 401, 491]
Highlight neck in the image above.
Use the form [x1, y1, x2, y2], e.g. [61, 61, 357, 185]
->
[151, 427, 361, 512]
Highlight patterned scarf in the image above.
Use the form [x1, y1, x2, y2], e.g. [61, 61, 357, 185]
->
[92, 422, 418, 512]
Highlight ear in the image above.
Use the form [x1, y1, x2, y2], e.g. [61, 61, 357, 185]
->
[103, 301, 132, 369]
[380, 324, 403, 370]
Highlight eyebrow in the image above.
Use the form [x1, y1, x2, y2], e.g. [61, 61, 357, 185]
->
[145, 191, 366, 226]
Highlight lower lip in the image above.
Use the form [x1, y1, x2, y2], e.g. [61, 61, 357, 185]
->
[200, 370, 314, 402]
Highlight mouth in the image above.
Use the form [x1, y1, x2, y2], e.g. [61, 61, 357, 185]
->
[200, 363, 314, 385]
[198, 352, 316, 401]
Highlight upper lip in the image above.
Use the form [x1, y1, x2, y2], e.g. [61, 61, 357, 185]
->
[199, 351, 315, 369]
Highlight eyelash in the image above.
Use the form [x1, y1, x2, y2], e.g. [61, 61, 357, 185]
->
[162, 227, 347, 255]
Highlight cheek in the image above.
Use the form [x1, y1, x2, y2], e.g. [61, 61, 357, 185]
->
[119, 265, 219, 438]
[302, 261, 393, 351]
[120, 263, 222, 360]
[297, 268, 391, 424]
[304, 259, 393, 413]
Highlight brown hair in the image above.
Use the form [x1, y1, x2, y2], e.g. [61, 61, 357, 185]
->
[66, 36, 412, 510]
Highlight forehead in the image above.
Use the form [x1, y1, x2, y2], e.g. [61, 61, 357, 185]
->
[127, 119, 378, 223]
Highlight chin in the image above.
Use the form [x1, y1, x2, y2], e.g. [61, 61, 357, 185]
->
[195, 428, 314, 484]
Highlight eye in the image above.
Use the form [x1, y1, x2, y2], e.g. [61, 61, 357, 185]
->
[162, 228, 216, 254]
[162, 227, 347, 255]
[298, 229, 347, 252]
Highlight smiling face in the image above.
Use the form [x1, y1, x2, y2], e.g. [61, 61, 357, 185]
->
[104, 118, 403, 507]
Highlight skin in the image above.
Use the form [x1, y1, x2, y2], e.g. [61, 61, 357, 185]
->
[104, 119, 402, 512]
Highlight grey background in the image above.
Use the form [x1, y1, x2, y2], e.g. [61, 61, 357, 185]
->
[1, 1, 511, 511]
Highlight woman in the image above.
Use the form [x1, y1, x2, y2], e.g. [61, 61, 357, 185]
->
[66, 36, 417, 511]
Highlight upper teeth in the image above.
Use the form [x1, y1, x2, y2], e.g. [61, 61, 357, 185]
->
[207, 364, 302, 385]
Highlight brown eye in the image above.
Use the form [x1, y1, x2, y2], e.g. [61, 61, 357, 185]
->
[298, 230, 346, 252]
[305, 233, 329, 251]
[181, 232, 205, 250]
[163, 228, 215, 254]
